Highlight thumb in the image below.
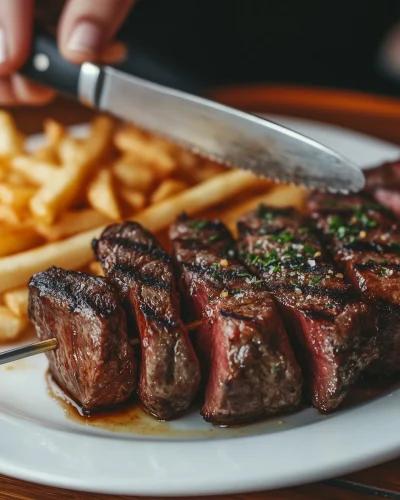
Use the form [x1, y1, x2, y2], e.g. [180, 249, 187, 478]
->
[57, 0, 135, 64]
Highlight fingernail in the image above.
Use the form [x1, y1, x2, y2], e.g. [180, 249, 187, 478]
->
[67, 20, 102, 54]
[0, 27, 8, 64]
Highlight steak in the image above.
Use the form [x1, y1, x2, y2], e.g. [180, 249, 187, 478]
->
[237, 206, 378, 412]
[93, 221, 200, 420]
[170, 215, 302, 425]
[365, 160, 400, 218]
[309, 192, 400, 374]
[28, 267, 136, 412]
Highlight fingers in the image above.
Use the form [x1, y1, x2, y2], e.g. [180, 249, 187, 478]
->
[0, 75, 55, 106]
[0, 0, 34, 76]
[58, 0, 135, 64]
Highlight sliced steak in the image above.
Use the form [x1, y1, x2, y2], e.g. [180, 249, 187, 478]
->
[365, 160, 400, 218]
[28, 267, 136, 412]
[170, 215, 302, 425]
[237, 206, 378, 412]
[93, 221, 200, 420]
[309, 192, 400, 374]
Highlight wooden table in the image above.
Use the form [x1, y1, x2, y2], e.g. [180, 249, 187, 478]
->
[2, 87, 400, 500]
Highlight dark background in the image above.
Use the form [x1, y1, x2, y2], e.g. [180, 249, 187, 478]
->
[114, 0, 400, 95]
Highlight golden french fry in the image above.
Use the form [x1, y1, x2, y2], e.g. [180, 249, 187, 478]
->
[113, 160, 155, 192]
[188, 163, 227, 184]
[33, 145, 59, 164]
[150, 179, 187, 204]
[3, 287, 29, 317]
[36, 208, 110, 241]
[0, 112, 24, 157]
[120, 188, 147, 212]
[0, 170, 260, 292]
[114, 126, 176, 174]
[43, 119, 65, 148]
[0, 306, 28, 341]
[0, 228, 99, 293]
[135, 169, 260, 232]
[87, 169, 121, 220]
[220, 184, 307, 229]
[11, 156, 59, 185]
[0, 205, 22, 225]
[88, 261, 104, 276]
[0, 183, 36, 211]
[30, 116, 115, 224]
[0, 228, 43, 257]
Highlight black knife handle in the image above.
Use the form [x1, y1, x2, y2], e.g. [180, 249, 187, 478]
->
[20, 30, 81, 98]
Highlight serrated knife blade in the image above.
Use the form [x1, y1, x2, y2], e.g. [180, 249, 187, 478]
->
[20, 31, 364, 192]
[78, 64, 363, 192]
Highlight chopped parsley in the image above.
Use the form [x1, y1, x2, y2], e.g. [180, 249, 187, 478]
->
[269, 232, 294, 244]
[308, 275, 325, 286]
[189, 220, 208, 230]
[303, 243, 316, 256]
[380, 268, 388, 277]
[209, 234, 220, 242]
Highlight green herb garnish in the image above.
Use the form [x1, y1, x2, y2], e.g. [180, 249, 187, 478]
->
[309, 275, 325, 286]
[189, 220, 208, 230]
[209, 234, 219, 242]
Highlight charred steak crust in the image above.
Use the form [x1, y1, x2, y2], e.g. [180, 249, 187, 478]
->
[309, 192, 400, 374]
[28, 267, 136, 412]
[93, 221, 200, 420]
[169, 215, 302, 425]
[237, 205, 378, 412]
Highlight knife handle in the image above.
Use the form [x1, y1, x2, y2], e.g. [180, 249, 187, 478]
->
[20, 30, 84, 99]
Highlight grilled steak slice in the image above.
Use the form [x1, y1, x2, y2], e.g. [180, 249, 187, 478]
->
[365, 160, 400, 218]
[237, 206, 378, 412]
[93, 221, 200, 419]
[309, 192, 400, 374]
[28, 267, 136, 412]
[170, 215, 302, 425]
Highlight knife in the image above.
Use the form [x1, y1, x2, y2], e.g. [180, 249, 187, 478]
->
[20, 31, 364, 192]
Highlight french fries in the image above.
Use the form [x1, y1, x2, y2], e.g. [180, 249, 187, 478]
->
[87, 169, 121, 220]
[0, 183, 36, 211]
[120, 189, 147, 212]
[150, 179, 187, 204]
[3, 287, 29, 317]
[11, 156, 60, 185]
[35, 208, 111, 241]
[30, 116, 115, 224]
[114, 125, 176, 175]
[113, 158, 155, 191]
[0, 112, 301, 343]
[0, 111, 24, 157]
[0, 227, 42, 258]
[0, 306, 28, 341]
[88, 261, 104, 276]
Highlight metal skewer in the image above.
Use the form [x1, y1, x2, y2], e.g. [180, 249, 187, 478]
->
[0, 339, 58, 366]
[0, 319, 203, 366]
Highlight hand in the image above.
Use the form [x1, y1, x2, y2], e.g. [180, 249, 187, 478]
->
[0, 0, 134, 105]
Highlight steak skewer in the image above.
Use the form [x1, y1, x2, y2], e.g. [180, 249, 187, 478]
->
[309, 192, 400, 374]
[93, 221, 201, 420]
[237, 206, 378, 412]
[28, 267, 137, 413]
[170, 214, 302, 425]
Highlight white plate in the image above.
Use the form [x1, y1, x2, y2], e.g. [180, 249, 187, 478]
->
[1, 116, 400, 497]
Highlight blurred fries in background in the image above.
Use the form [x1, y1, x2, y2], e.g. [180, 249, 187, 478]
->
[0, 112, 305, 343]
